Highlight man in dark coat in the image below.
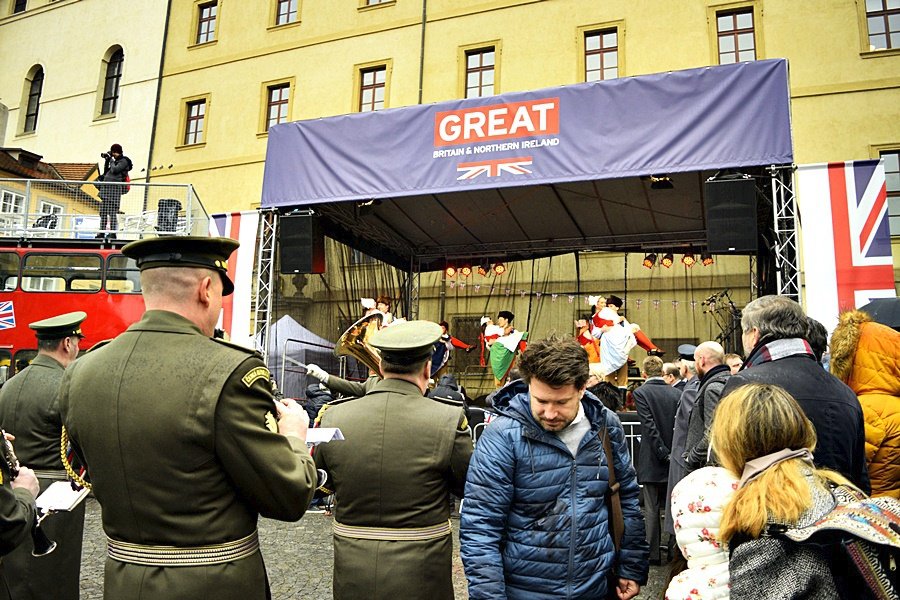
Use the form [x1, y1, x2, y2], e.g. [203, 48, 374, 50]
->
[0, 443, 39, 600]
[314, 320, 472, 600]
[58, 236, 318, 600]
[682, 341, 731, 472]
[721, 295, 870, 492]
[0, 311, 88, 600]
[664, 345, 699, 538]
[632, 355, 679, 565]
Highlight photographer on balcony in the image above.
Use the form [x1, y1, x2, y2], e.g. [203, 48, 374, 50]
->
[96, 143, 132, 239]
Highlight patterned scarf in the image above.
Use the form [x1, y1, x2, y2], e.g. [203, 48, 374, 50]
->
[744, 337, 814, 369]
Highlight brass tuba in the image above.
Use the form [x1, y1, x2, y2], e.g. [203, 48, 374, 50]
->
[335, 312, 383, 375]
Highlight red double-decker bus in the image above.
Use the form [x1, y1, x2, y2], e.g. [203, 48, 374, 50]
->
[0, 238, 145, 382]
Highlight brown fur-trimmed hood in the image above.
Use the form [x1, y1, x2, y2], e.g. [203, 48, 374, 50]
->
[829, 310, 871, 383]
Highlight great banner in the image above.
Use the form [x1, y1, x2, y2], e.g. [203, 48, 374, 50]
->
[262, 59, 792, 207]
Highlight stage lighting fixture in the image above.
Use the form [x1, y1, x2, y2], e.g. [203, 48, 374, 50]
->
[445, 266, 457, 277]
[660, 252, 674, 268]
[649, 175, 674, 190]
[681, 252, 696, 267]
[460, 264, 473, 277]
[642, 253, 657, 268]
[701, 253, 715, 266]
[492, 262, 506, 275]
[477, 265, 488, 276]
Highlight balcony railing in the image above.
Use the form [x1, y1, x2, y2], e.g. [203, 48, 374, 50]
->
[0, 179, 209, 240]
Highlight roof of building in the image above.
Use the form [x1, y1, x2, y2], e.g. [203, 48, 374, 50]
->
[50, 162, 99, 181]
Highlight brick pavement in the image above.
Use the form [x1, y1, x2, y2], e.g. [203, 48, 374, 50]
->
[78, 497, 666, 599]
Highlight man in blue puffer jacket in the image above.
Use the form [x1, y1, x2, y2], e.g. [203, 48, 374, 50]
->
[460, 334, 649, 599]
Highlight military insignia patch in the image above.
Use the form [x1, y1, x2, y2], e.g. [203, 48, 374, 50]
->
[265, 411, 278, 433]
[242, 367, 270, 388]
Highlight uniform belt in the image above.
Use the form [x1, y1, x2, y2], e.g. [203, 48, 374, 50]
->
[32, 469, 68, 481]
[107, 530, 259, 566]
[332, 519, 451, 541]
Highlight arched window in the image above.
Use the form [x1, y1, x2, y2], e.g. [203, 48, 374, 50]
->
[23, 67, 43, 133]
[101, 48, 124, 115]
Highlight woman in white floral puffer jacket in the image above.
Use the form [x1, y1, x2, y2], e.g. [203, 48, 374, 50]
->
[665, 466, 739, 600]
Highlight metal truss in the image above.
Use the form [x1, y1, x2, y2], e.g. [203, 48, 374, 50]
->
[768, 165, 800, 302]
[254, 209, 278, 361]
[406, 256, 421, 320]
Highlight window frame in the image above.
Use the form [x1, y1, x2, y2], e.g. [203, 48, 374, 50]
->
[457, 41, 501, 99]
[13, 0, 26, 14]
[99, 47, 124, 117]
[352, 60, 391, 113]
[580, 23, 623, 82]
[20, 252, 103, 294]
[258, 77, 295, 135]
[272, 0, 299, 26]
[858, 0, 900, 55]
[22, 67, 44, 134]
[876, 148, 900, 236]
[707, 2, 763, 65]
[177, 93, 211, 149]
[358, 0, 395, 9]
[192, 0, 218, 46]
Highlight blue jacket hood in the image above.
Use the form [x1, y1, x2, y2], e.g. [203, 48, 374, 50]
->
[490, 378, 608, 433]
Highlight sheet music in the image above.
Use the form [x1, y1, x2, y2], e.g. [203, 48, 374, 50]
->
[305, 427, 344, 445]
[36, 481, 89, 512]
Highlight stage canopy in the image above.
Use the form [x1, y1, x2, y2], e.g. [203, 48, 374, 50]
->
[261, 59, 793, 271]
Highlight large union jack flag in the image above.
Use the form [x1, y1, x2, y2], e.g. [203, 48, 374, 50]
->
[0, 301, 15, 331]
[798, 160, 896, 332]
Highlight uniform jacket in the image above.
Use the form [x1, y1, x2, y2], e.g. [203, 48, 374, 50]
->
[460, 380, 649, 600]
[683, 364, 731, 470]
[632, 377, 680, 483]
[830, 311, 900, 498]
[0, 352, 84, 600]
[314, 377, 472, 600]
[665, 377, 701, 535]
[722, 340, 870, 494]
[325, 373, 379, 399]
[59, 310, 317, 600]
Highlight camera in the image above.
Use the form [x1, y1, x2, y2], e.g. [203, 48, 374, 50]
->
[100, 152, 110, 159]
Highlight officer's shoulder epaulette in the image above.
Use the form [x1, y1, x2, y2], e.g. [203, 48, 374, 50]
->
[211, 337, 263, 357]
[87, 339, 113, 352]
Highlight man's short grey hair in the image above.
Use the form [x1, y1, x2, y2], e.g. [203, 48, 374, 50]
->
[695, 341, 725, 365]
[680, 359, 697, 375]
[740, 295, 807, 341]
[141, 267, 217, 303]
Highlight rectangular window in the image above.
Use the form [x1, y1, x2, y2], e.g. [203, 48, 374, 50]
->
[883, 150, 900, 235]
[366, 0, 390, 5]
[13, 0, 26, 13]
[0, 252, 20, 292]
[106, 255, 142, 293]
[184, 99, 206, 145]
[866, 0, 900, 50]
[266, 84, 290, 130]
[0, 191, 25, 214]
[24, 69, 43, 133]
[275, 0, 297, 25]
[21, 253, 102, 293]
[196, 2, 217, 44]
[717, 9, 756, 64]
[359, 67, 386, 112]
[465, 48, 495, 98]
[585, 29, 618, 82]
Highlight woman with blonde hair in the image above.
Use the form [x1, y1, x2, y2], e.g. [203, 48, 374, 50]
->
[711, 383, 900, 599]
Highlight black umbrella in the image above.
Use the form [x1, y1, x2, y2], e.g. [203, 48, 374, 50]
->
[858, 297, 900, 330]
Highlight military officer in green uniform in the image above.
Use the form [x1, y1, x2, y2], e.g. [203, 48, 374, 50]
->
[0, 433, 39, 600]
[58, 236, 318, 600]
[314, 320, 473, 600]
[0, 311, 88, 600]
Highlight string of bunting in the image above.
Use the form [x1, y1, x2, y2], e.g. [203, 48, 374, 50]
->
[443, 281, 716, 310]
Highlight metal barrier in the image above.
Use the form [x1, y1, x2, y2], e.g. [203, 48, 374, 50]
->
[0, 179, 208, 239]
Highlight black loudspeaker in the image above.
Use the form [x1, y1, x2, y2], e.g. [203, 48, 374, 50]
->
[279, 215, 325, 274]
[704, 178, 758, 253]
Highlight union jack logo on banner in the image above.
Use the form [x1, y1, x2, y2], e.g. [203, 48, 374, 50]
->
[456, 156, 533, 180]
[0, 301, 15, 331]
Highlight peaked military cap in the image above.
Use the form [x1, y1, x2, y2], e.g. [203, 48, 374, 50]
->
[678, 343, 698, 361]
[370, 320, 442, 365]
[30, 311, 87, 340]
[122, 236, 240, 296]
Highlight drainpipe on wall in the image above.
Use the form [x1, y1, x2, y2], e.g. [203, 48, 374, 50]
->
[145, 0, 173, 197]
[417, 0, 427, 104]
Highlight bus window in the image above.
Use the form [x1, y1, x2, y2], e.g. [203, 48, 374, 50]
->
[21, 253, 102, 292]
[13, 350, 36, 374]
[106, 255, 141, 293]
[0, 350, 9, 385]
[0, 252, 18, 291]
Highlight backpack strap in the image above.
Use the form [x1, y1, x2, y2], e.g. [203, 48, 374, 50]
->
[600, 426, 624, 551]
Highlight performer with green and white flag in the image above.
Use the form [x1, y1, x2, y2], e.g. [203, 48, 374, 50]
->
[488, 311, 527, 386]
